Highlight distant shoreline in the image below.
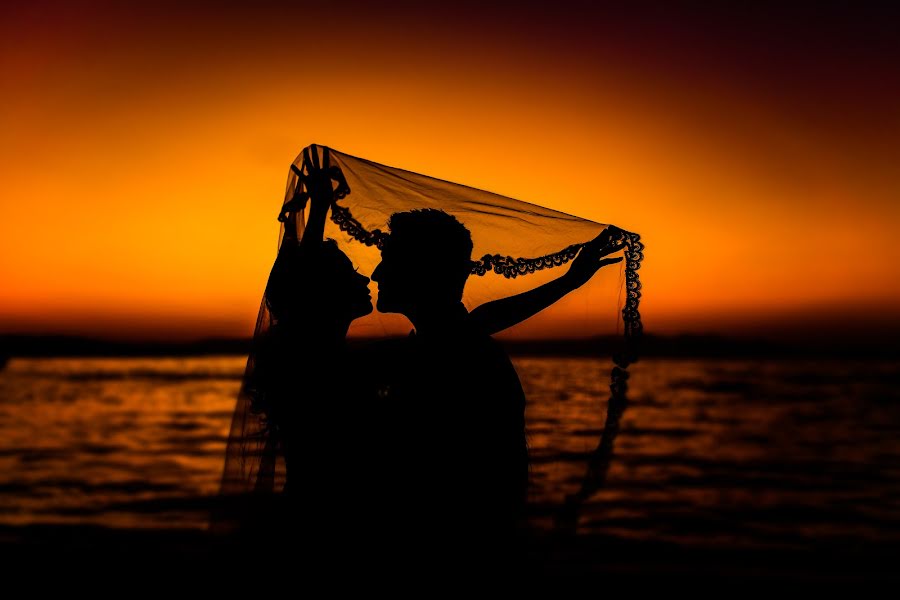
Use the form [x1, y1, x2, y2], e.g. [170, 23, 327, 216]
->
[1, 334, 895, 360]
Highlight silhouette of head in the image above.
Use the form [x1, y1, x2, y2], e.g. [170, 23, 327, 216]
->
[371, 209, 473, 317]
[266, 239, 372, 327]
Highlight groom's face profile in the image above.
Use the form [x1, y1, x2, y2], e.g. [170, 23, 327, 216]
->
[371, 209, 474, 318]
[370, 239, 412, 315]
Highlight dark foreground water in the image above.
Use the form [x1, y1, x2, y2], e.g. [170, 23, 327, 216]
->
[1, 356, 898, 561]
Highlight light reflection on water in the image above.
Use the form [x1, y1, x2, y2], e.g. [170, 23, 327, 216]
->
[1, 356, 898, 551]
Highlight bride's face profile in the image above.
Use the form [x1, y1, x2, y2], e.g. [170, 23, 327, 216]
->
[323, 243, 373, 320]
[265, 241, 372, 326]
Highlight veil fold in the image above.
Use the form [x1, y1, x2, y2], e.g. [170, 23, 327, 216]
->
[213, 144, 644, 535]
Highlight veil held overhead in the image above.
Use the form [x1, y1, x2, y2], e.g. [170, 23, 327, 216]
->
[214, 144, 644, 535]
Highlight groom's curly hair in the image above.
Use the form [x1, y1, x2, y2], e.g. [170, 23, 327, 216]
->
[386, 209, 473, 299]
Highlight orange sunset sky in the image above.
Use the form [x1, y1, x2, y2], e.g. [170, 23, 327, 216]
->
[1, 1, 898, 342]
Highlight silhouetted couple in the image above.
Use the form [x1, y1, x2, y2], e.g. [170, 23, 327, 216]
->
[255, 160, 621, 577]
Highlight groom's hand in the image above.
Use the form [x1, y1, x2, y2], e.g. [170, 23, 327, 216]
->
[563, 227, 625, 289]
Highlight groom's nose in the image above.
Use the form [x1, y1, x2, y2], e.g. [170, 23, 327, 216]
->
[371, 261, 382, 282]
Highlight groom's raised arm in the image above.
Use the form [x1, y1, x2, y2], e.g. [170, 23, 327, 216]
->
[469, 229, 624, 336]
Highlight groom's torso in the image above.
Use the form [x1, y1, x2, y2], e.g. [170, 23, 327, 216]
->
[366, 316, 528, 530]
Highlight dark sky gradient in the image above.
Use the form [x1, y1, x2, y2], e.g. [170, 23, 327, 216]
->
[2, 1, 898, 342]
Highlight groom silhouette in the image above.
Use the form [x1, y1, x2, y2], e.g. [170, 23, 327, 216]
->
[370, 209, 528, 564]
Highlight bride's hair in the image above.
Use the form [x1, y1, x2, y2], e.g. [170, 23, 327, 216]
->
[264, 239, 351, 324]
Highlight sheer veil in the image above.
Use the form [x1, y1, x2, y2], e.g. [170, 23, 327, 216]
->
[213, 144, 644, 534]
